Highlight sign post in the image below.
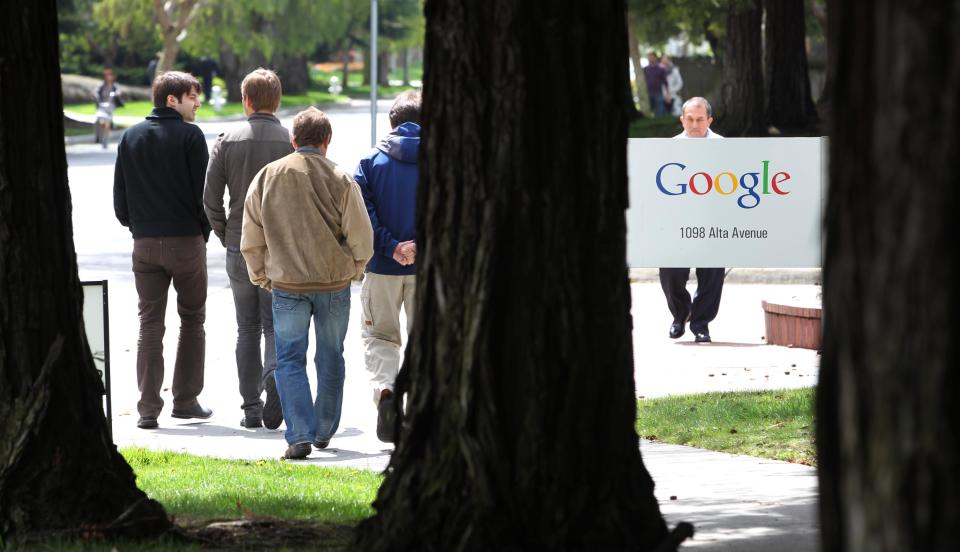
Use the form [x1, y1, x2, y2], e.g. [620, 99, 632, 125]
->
[81, 280, 112, 436]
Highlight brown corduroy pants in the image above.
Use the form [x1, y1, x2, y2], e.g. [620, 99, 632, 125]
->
[132, 235, 207, 417]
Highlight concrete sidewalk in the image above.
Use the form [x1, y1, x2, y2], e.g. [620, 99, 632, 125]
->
[87, 252, 819, 550]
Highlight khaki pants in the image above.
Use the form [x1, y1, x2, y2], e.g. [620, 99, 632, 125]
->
[360, 273, 416, 401]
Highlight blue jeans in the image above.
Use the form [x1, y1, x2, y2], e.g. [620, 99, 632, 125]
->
[649, 93, 667, 117]
[272, 287, 351, 445]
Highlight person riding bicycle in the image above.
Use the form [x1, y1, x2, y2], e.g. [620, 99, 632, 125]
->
[95, 68, 125, 109]
[94, 68, 124, 146]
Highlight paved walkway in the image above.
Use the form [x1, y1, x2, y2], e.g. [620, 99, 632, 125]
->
[90, 264, 820, 550]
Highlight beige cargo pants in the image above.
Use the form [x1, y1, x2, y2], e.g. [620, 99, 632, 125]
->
[360, 273, 416, 403]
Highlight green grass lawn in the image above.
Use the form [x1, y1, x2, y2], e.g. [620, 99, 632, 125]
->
[27, 390, 815, 549]
[64, 89, 353, 121]
[636, 387, 817, 466]
[122, 448, 381, 524]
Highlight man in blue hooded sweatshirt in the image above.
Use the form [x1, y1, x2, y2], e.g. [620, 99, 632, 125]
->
[354, 90, 421, 443]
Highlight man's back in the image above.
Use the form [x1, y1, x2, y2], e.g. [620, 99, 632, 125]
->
[355, 121, 419, 276]
[244, 150, 372, 291]
[114, 107, 209, 239]
[204, 113, 292, 248]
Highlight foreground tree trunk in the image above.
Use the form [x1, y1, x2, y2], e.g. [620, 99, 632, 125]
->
[764, 0, 818, 131]
[716, 0, 766, 136]
[818, 1, 960, 550]
[0, 1, 170, 543]
[356, 1, 685, 549]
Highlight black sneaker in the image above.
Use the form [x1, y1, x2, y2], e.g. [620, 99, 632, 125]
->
[137, 416, 158, 429]
[240, 415, 262, 428]
[263, 375, 283, 430]
[376, 395, 396, 443]
[313, 440, 329, 450]
[283, 442, 311, 460]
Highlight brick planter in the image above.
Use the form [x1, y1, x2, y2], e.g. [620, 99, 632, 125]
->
[761, 300, 822, 350]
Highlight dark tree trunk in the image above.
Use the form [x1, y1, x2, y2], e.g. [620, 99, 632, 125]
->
[274, 53, 310, 96]
[356, 1, 686, 549]
[764, 0, 818, 131]
[627, 9, 650, 117]
[401, 47, 410, 86]
[818, 1, 960, 551]
[379, 50, 391, 86]
[342, 51, 351, 89]
[0, 1, 170, 543]
[218, 44, 268, 102]
[716, 0, 766, 136]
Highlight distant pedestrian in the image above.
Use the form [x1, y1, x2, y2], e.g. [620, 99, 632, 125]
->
[113, 71, 212, 429]
[95, 67, 124, 109]
[196, 56, 220, 100]
[203, 68, 293, 430]
[662, 55, 684, 117]
[643, 51, 668, 117]
[146, 54, 159, 87]
[354, 90, 420, 443]
[660, 97, 725, 343]
[242, 107, 373, 460]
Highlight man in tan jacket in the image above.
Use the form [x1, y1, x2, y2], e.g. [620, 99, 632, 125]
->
[242, 107, 373, 460]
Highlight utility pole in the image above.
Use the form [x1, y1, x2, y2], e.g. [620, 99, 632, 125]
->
[370, 0, 378, 146]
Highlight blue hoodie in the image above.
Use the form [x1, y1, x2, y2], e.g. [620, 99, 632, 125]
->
[354, 122, 419, 275]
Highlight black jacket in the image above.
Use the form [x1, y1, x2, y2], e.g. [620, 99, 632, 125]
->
[114, 107, 211, 240]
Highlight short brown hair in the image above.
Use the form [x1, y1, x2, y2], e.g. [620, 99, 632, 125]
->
[389, 90, 421, 128]
[152, 71, 201, 108]
[292, 107, 332, 147]
[241, 68, 282, 112]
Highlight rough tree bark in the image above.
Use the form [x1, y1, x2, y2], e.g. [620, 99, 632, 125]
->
[764, 0, 818, 131]
[716, 0, 766, 136]
[818, 1, 960, 551]
[0, 1, 170, 544]
[356, 1, 687, 549]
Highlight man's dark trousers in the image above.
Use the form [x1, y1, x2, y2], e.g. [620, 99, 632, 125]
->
[225, 247, 276, 417]
[659, 267, 725, 334]
[133, 235, 207, 417]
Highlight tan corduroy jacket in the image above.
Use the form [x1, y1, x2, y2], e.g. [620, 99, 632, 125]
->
[241, 149, 373, 293]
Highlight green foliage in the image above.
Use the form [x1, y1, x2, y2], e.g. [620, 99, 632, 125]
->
[121, 448, 382, 523]
[628, 0, 726, 49]
[636, 387, 817, 465]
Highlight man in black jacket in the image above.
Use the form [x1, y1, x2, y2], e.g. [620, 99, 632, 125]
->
[114, 71, 212, 430]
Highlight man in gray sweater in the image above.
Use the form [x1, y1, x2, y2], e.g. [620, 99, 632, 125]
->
[203, 68, 293, 430]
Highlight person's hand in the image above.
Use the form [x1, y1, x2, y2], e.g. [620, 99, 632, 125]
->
[393, 240, 416, 265]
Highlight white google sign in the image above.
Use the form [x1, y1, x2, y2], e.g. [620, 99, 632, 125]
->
[626, 137, 825, 268]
